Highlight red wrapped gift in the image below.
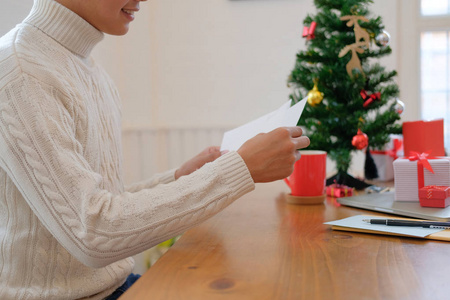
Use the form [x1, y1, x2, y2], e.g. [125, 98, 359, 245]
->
[326, 183, 353, 198]
[418, 185, 450, 208]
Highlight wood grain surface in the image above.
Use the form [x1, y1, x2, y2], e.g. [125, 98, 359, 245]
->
[120, 181, 450, 300]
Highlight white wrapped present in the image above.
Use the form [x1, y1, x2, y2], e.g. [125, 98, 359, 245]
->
[370, 135, 403, 182]
[393, 156, 450, 201]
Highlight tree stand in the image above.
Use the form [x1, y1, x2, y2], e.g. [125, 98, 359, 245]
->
[326, 171, 371, 190]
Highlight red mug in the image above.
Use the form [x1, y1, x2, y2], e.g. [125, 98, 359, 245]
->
[284, 150, 327, 197]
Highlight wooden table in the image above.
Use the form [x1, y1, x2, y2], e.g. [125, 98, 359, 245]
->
[120, 181, 450, 300]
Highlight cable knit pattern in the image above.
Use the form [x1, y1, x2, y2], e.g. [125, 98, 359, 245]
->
[0, 0, 255, 299]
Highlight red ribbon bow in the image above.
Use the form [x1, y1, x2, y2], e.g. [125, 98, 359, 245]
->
[302, 21, 317, 40]
[360, 90, 381, 108]
[408, 151, 436, 190]
[408, 151, 435, 174]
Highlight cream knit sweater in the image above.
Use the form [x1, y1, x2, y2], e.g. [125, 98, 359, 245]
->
[0, 0, 255, 299]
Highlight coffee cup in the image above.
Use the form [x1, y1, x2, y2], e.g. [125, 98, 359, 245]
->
[284, 150, 327, 204]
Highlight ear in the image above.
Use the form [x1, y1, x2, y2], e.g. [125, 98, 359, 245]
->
[338, 46, 349, 58]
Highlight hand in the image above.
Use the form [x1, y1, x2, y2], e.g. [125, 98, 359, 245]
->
[175, 146, 223, 179]
[237, 127, 310, 183]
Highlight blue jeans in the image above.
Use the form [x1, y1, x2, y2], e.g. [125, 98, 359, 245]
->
[104, 273, 141, 300]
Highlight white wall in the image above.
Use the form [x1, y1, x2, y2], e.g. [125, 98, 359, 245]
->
[94, 0, 316, 129]
[0, 1, 34, 35]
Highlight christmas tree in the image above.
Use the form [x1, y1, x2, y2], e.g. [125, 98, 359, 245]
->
[288, 0, 403, 189]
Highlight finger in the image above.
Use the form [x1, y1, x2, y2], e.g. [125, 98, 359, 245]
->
[293, 136, 310, 150]
[208, 146, 221, 153]
[285, 126, 303, 138]
[206, 148, 223, 162]
[201, 146, 219, 155]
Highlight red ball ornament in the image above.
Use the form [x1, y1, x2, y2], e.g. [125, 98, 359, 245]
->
[352, 129, 369, 150]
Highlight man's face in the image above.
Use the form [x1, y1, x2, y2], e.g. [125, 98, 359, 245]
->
[56, 0, 146, 35]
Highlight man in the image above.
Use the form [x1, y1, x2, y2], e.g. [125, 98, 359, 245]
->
[0, 0, 309, 298]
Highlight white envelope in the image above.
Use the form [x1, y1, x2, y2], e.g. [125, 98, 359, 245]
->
[220, 98, 307, 151]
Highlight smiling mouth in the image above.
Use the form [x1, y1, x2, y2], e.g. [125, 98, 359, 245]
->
[122, 9, 135, 15]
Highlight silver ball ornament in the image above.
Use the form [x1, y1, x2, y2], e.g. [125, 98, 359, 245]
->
[393, 98, 405, 115]
[375, 30, 391, 47]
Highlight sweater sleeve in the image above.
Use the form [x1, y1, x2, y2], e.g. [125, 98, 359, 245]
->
[0, 74, 255, 268]
[125, 168, 177, 193]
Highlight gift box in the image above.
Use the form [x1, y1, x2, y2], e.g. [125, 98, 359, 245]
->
[418, 186, 450, 208]
[393, 155, 450, 202]
[402, 119, 445, 157]
[326, 183, 353, 198]
[370, 135, 403, 181]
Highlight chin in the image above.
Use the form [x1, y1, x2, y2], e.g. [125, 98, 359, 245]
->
[104, 26, 130, 36]
[114, 31, 129, 36]
[108, 30, 130, 36]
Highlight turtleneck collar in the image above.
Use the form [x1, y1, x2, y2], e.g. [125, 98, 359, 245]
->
[23, 0, 104, 58]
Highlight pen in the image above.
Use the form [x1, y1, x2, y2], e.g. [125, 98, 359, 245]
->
[362, 219, 450, 229]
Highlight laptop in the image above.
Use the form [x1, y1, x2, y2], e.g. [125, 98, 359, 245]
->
[337, 192, 450, 221]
